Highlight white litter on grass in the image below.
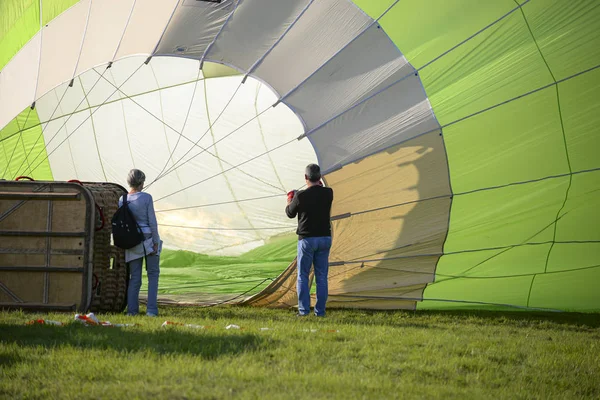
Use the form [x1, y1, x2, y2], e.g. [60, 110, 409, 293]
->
[74, 312, 100, 325]
[260, 327, 271, 331]
[225, 324, 240, 330]
[161, 321, 204, 329]
[185, 324, 204, 329]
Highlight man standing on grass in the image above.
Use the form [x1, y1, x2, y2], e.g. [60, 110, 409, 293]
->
[286, 164, 334, 317]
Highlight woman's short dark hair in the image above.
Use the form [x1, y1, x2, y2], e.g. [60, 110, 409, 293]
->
[305, 164, 321, 182]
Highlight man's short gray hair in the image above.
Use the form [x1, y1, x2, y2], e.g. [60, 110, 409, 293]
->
[305, 164, 321, 183]
[127, 169, 146, 189]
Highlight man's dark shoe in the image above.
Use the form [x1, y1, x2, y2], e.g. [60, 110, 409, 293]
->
[296, 312, 309, 317]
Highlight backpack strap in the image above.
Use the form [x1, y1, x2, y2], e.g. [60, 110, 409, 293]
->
[120, 192, 150, 261]
[128, 192, 148, 261]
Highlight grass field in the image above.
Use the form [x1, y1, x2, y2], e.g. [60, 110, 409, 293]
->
[152, 234, 297, 299]
[1, 306, 599, 399]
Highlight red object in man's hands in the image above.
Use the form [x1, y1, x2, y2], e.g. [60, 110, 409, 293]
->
[287, 190, 297, 201]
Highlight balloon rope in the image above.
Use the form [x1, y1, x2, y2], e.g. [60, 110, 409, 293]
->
[89, 68, 284, 193]
[151, 66, 202, 183]
[2, 108, 32, 178]
[154, 137, 297, 203]
[21, 65, 117, 178]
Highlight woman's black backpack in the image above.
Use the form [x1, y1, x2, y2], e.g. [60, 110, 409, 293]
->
[111, 193, 144, 249]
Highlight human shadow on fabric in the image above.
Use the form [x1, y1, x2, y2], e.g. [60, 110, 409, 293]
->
[326, 130, 450, 308]
[0, 323, 270, 359]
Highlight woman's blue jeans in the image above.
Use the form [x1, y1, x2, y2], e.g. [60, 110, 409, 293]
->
[297, 236, 332, 316]
[127, 254, 160, 316]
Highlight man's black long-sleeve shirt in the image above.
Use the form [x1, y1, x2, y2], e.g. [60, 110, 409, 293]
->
[285, 185, 334, 240]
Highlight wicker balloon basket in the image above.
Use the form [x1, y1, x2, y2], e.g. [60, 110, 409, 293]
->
[0, 178, 127, 313]
[74, 181, 128, 313]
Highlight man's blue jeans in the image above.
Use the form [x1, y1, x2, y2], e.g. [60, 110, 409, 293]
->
[297, 236, 332, 316]
[127, 254, 160, 316]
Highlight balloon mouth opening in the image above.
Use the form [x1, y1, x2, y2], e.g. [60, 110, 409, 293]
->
[30, 55, 317, 256]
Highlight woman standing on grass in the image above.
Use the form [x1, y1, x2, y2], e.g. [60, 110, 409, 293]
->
[119, 169, 161, 317]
